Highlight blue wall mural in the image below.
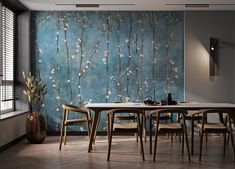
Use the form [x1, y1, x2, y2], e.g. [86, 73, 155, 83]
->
[31, 11, 184, 131]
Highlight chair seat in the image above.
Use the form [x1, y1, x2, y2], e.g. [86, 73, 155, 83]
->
[155, 123, 183, 131]
[113, 122, 138, 130]
[196, 123, 227, 131]
[65, 118, 88, 125]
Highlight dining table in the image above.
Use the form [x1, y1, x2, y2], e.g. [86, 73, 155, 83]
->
[85, 102, 235, 153]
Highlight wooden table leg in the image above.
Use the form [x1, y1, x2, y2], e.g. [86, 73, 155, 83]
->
[88, 110, 101, 152]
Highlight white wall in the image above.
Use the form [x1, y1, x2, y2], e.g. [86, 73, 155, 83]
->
[185, 11, 235, 103]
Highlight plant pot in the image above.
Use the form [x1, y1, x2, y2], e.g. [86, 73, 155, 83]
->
[26, 112, 47, 143]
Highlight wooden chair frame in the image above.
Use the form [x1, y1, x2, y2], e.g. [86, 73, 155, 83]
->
[192, 109, 235, 161]
[149, 109, 191, 161]
[59, 104, 92, 150]
[106, 109, 145, 161]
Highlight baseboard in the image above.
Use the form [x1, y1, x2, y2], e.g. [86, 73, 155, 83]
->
[0, 135, 26, 153]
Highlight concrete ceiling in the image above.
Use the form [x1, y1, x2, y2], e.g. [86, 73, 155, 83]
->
[19, 0, 235, 11]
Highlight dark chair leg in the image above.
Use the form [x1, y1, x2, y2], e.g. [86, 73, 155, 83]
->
[182, 132, 185, 155]
[107, 113, 114, 161]
[93, 112, 101, 145]
[107, 114, 110, 148]
[64, 126, 67, 145]
[59, 124, 65, 150]
[184, 119, 191, 161]
[137, 113, 145, 161]
[59, 109, 66, 150]
[149, 115, 152, 154]
[223, 133, 227, 156]
[230, 131, 235, 160]
[153, 126, 159, 161]
[199, 131, 204, 161]
[227, 133, 230, 147]
[179, 133, 182, 143]
[135, 133, 139, 143]
[191, 118, 194, 155]
[143, 112, 147, 142]
[228, 117, 235, 160]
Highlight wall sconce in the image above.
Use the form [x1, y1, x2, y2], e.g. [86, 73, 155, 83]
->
[209, 38, 219, 76]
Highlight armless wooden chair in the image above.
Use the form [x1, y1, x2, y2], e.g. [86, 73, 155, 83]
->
[106, 109, 145, 161]
[192, 109, 235, 161]
[59, 104, 92, 150]
[149, 109, 191, 161]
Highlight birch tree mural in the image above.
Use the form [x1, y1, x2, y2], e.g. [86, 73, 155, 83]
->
[102, 16, 112, 102]
[116, 15, 123, 101]
[63, 13, 73, 104]
[125, 13, 133, 101]
[55, 18, 61, 130]
[151, 12, 157, 101]
[134, 14, 140, 102]
[31, 11, 184, 131]
[140, 13, 145, 101]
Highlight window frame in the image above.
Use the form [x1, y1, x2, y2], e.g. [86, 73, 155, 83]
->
[0, 3, 16, 114]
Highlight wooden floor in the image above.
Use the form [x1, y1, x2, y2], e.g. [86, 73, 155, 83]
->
[0, 135, 234, 169]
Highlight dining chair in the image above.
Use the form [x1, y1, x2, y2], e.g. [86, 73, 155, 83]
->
[149, 109, 191, 161]
[144, 111, 173, 144]
[185, 113, 204, 155]
[106, 109, 145, 161]
[59, 104, 92, 150]
[192, 109, 235, 161]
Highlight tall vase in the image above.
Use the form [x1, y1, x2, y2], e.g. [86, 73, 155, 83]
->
[26, 112, 47, 143]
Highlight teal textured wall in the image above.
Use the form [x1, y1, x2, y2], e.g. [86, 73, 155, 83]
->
[31, 11, 184, 131]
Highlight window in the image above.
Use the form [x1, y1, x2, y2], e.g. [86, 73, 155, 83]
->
[0, 4, 15, 114]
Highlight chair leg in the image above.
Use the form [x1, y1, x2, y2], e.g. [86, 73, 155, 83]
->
[137, 113, 145, 161]
[143, 112, 147, 142]
[230, 132, 235, 161]
[59, 109, 67, 150]
[191, 118, 194, 155]
[223, 133, 227, 156]
[199, 131, 204, 161]
[93, 112, 101, 146]
[135, 133, 139, 143]
[184, 121, 191, 161]
[227, 133, 230, 147]
[107, 113, 114, 161]
[179, 133, 182, 143]
[85, 114, 91, 139]
[229, 127, 235, 160]
[64, 126, 67, 145]
[149, 115, 153, 154]
[59, 124, 65, 150]
[153, 127, 159, 161]
[182, 132, 184, 155]
[107, 114, 110, 143]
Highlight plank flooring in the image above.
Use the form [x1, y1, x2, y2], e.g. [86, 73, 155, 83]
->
[0, 135, 234, 169]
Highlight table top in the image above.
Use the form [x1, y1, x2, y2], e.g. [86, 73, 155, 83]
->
[85, 102, 235, 110]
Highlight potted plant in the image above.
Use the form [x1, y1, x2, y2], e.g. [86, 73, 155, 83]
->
[22, 72, 47, 143]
